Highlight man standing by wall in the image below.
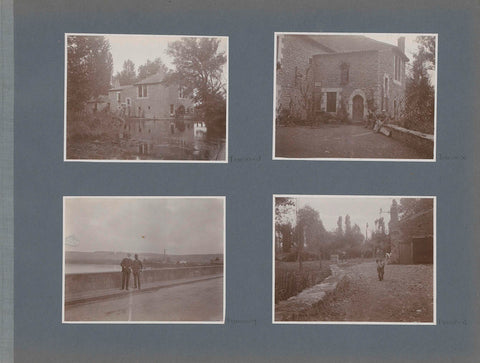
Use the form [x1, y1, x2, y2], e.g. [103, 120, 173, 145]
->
[132, 254, 143, 290]
[120, 253, 132, 290]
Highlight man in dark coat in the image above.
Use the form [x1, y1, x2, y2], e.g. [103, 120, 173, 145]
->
[132, 254, 143, 289]
[120, 253, 132, 290]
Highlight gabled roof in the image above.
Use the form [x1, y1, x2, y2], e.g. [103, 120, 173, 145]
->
[135, 71, 166, 85]
[303, 34, 409, 61]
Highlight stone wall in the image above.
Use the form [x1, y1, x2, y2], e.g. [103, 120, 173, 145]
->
[276, 35, 328, 119]
[135, 83, 193, 119]
[312, 50, 379, 120]
[377, 49, 406, 119]
[65, 265, 223, 295]
[384, 124, 434, 158]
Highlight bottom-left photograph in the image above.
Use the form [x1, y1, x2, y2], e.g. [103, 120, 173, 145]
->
[62, 196, 225, 324]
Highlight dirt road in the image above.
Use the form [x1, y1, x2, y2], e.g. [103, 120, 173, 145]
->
[308, 262, 434, 323]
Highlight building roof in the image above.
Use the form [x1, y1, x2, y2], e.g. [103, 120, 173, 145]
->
[135, 71, 166, 85]
[304, 34, 409, 61]
[108, 85, 134, 92]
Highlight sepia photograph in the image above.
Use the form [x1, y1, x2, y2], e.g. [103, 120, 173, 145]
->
[65, 34, 228, 162]
[63, 197, 225, 323]
[273, 195, 435, 324]
[274, 33, 437, 161]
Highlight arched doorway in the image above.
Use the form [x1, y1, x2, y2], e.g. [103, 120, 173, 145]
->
[176, 105, 185, 116]
[352, 95, 364, 122]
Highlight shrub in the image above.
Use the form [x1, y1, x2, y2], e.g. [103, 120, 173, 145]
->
[66, 111, 123, 141]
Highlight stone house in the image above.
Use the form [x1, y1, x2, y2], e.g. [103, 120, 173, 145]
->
[389, 208, 434, 264]
[108, 71, 194, 119]
[276, 34, 409, 122]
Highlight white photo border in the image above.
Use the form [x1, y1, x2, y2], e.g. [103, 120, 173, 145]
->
[272, 194, 437, 325]
[272, 32, 438, 162]
[62, 195, 226, 324]
[64, 33, 229, 163]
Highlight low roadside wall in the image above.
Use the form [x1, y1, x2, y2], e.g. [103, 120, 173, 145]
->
[384, 125, 434, 157]
[65, 265, 223, 294]
[275, 265, 345, 321]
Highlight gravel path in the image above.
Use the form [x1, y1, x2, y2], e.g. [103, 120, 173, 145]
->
[307, 261, 434, 323]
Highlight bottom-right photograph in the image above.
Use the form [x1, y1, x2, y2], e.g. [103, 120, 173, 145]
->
[273, 195, 436, 324]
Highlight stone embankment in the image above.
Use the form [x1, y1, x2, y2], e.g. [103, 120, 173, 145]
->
[275, 264, 345, 321]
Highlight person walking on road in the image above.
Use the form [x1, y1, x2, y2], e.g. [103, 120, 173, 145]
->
[120, 253, 132, 290]
[132, 254, 143, 290]
[376, 258, 385, 281]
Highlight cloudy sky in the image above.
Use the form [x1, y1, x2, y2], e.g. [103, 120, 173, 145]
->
[278, 196, 398, 240]
[64, 197, 224, 254]
[104, 34, 228, 78]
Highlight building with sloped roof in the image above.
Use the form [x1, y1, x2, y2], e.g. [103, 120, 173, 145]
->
[108, 71, 194, 119]
[276, 34, 409, 122]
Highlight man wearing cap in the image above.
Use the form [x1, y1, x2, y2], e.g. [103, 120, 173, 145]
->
[132, 254, 143, 289]
[120, 253, 132, 290]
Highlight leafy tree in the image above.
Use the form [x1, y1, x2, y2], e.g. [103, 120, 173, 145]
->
[416, 36, 436, 70]
[402, 36, 436, 134]
[344, 214, 352, 236]
[297, 206, 326, 253]
[114, 59, 137, 86]
[66, 35, 113, 112]
[295, 205, 327, 269]
[137, 58, 168, 81]
[398, 198, 434, 220]
[336, 216, 343, 236]
[278, 224, 293, 253]
[275, 198, 296, 253]
[165, 38, 227, 130]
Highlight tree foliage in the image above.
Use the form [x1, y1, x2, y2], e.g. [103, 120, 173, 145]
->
[137, 58, 168, 81]
[402, 36, 436, 134]
[398, 198, 434, 220]
[165, 38, 227, 130]
[275, 202, 366, 260]
[114, 59, 137, 86]
[67, 35, 113, 112]
[297, 206, 327, 254]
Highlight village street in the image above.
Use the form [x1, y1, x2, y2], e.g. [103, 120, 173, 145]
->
[308, 261, 434, 322]
[275, 125, 431, 159]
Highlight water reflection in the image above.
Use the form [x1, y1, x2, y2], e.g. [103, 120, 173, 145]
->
[119, 119, 224, 160]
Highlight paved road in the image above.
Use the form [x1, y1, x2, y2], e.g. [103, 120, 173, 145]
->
[309, 262, 434, 322]
[65, 277, 223, 322]
[275, 125, 431, 159]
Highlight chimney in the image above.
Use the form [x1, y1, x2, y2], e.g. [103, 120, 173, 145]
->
[397, 37, 405, 53]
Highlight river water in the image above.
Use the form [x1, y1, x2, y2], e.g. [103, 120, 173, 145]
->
[65, 263, 121, 274]
[120, 119, 225, 160]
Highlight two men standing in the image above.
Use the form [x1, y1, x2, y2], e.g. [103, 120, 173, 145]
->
[120, 253, 143, 290]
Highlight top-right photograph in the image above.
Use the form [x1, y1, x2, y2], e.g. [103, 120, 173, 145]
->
[274, 32, 437, 161]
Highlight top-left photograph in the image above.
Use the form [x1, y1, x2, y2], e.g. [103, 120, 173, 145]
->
[64, 34, 228, 162]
